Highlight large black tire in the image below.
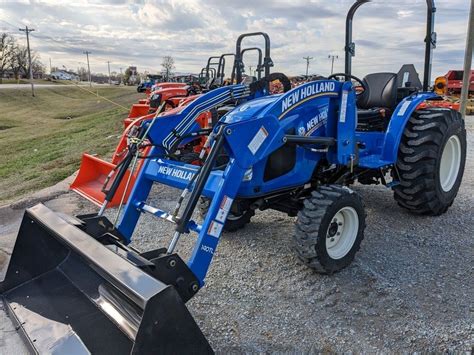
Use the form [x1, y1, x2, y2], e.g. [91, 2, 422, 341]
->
[198, 197, 254, 232]
[394, 108, 466, 215]
[293, 185, 366, 274]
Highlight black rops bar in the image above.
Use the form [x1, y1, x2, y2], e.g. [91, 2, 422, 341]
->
[205, 56, 221, 79]
[344, 0, 436, 91]
[235, 32, 273, 83]
[217, 53, 235, 84]
[241, 47, 263, 80]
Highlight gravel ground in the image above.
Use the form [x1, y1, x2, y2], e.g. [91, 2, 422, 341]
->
[1, 119, 473, 353]
[108, 118, 474, 352]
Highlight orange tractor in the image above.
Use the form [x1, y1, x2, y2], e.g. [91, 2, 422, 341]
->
[70, 33, 275, 209]
[419, 70, 474, 113]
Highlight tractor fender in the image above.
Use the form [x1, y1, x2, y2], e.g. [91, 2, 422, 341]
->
[381, 92, 438, 162]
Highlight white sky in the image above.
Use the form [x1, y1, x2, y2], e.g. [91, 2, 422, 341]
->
[0, 0, 470, 79]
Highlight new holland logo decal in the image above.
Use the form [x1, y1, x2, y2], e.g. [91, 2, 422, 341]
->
[279, 81, 337, 119]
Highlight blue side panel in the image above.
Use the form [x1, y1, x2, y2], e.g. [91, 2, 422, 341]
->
[143, 158, 225, 197]
[356, 131, 388, 168]
[380, 92, 438, 163]
[336, 82, 357, 166]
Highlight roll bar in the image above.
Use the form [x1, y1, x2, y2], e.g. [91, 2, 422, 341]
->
[217, 53, 235, 85]
[240, 47, 263, 80]
[345, 0, 436, 91]
[205, 56, 221, 80]
[234, 32, 273, 83]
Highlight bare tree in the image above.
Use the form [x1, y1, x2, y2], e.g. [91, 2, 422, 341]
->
[161, 56, 175, 81]
[31, 58, 45, 78]
[10, 45, 28, 80]
[0, 33, 15, 83]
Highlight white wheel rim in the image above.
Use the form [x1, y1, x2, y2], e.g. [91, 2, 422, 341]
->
[226, 213, 242, 221]
[439, 135, 461, 192]
[326, 207, 359, 260]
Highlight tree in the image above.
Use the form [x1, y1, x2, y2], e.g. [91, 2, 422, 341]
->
[32, 58, 45, 78]
[10, 45, 28, 79]
[0, 33, 15, 83]
[161, 56, 175, 81]
[77, 67, 88, 81]
[9, 45, 44, 79]
[123, 67, 132, 85]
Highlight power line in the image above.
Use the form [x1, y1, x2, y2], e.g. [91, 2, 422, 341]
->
[0, 19, 19, 29]
[19, 26, 35, 97]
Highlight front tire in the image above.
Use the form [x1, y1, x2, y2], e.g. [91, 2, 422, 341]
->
[198, 197, 254, 232]
[293, 185, 366, 274]
[394, 108, 466, 215]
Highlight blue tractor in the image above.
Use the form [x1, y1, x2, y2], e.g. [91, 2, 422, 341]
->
[1, 1, 466, 353]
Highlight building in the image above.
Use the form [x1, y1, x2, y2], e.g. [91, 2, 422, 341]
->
[50, 70, 79, 81]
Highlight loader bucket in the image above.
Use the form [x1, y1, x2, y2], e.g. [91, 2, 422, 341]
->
[1, 204, 212, 354]
[128, 104, 150, 120]
[70, 153, 136, 207]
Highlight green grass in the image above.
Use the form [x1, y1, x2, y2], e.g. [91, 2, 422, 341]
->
[0, 78, 61, 85]
[0, 86, 143, 204]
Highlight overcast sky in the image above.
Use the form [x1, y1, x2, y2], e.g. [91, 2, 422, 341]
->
[0, 0, 470, 79]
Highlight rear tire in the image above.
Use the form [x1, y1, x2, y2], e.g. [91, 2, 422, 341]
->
[293, 185, 366, 274]
[198, 197, 254, 232]
[394, 108, 466, 215]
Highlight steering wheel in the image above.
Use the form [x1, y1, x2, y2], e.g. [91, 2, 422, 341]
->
[327, 73, 367, 97]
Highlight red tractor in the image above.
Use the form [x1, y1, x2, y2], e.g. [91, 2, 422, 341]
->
[421, 70, 474, 113]
[434, 70, 474, 95]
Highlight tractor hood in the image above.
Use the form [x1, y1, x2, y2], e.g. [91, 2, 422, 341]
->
[223, 94, 282, 123]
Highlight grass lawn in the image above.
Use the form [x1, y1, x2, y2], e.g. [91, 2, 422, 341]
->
[0, 86, 143, 204]
[0, 79, 61, 85]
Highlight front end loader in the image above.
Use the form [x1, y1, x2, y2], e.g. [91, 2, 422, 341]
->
[1, 204, 211, 354]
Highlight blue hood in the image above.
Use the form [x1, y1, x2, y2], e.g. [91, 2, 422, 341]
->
[223, 94, 282, 123]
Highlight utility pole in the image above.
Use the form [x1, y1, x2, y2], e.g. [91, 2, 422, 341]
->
[119, 67, 123, 85]
[460, 0, 473, 118]
[303, 56, 313, 77]
[49, 58, 52, 74]
[107, 61, 111, 85]
[249, 65, 253, 76]
[19, 26, 35, 97]
[328, 55, 339, 75]
[83, 51, 92, 87]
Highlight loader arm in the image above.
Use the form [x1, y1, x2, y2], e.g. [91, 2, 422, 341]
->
[117, 80, 355, 285]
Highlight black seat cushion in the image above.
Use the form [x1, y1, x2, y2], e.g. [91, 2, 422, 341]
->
[357, 72, 398, 110]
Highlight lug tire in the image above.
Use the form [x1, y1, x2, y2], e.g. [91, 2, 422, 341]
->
[198, 197, 254, 232]
[394, 108, 466, 215]
[293, 185, 366, 274]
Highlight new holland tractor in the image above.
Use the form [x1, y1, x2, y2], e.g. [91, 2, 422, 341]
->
[0, 0, 466, 353]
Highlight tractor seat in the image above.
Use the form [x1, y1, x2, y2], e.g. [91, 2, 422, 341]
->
[357, 72, 398, 131]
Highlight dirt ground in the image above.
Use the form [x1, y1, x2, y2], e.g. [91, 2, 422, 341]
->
[1, 119, 473, 353]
